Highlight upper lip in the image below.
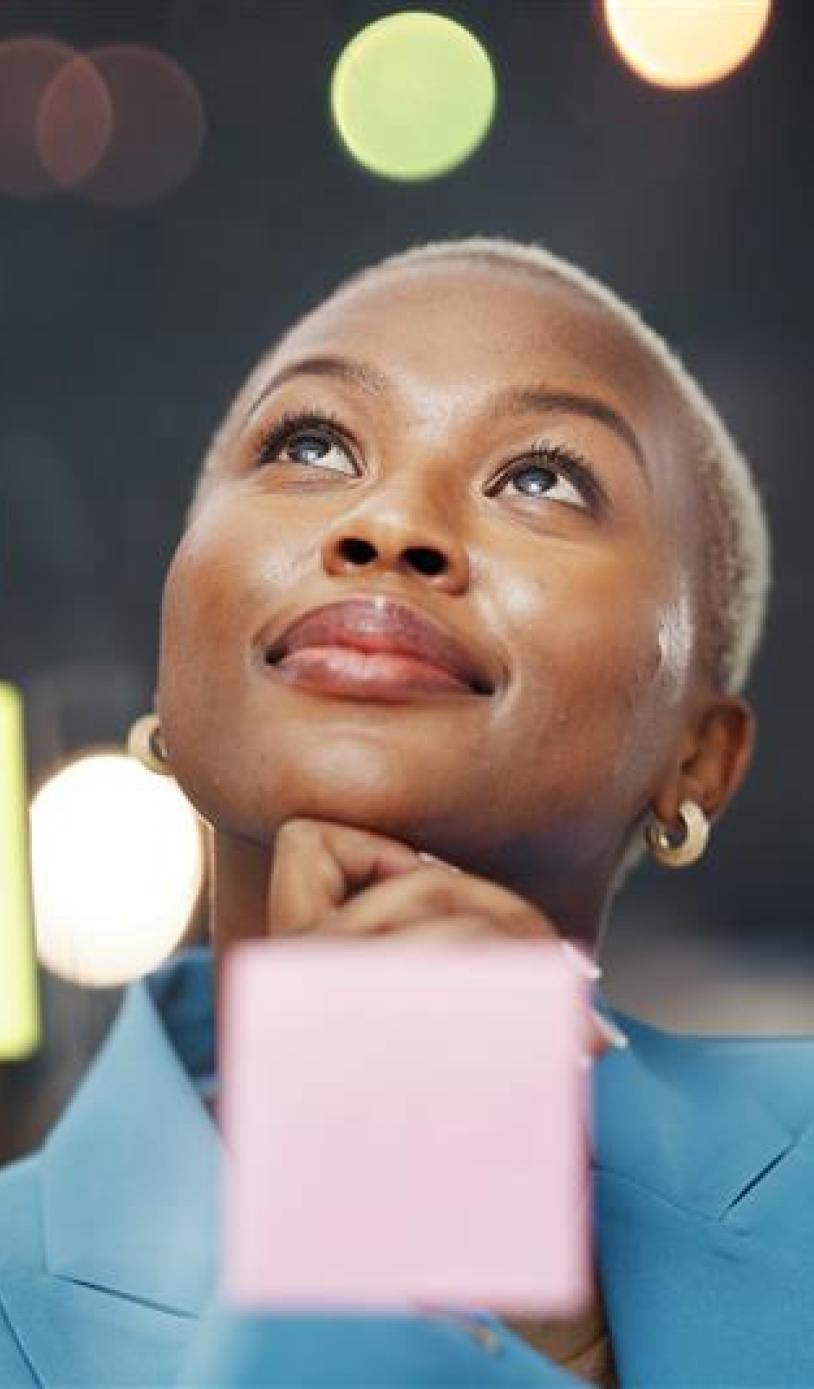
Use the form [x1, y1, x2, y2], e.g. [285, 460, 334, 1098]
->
[260, 596, 496, 695]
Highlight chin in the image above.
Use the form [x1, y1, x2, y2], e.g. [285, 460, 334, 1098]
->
[180, 730, 500, 861]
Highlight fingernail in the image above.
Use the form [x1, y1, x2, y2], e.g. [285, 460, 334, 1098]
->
[560, 939, 603, 981]
[591, 1009, 629, 1049]
[418, 851, 462, 873]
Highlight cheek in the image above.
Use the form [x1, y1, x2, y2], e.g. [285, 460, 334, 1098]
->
[155, 498, 324, 797]
[504, 546, 664, 679]
[496, 547, 685, 777]
[156, 507, 257, 728]
[159, 499, 305, 668]
[159, 529, 228, 674]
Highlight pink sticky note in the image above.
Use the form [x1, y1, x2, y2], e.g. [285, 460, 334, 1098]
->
[220, 938, 592, 1318]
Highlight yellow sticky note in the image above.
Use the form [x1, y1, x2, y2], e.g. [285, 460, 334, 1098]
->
[0, 682, 41, 1059]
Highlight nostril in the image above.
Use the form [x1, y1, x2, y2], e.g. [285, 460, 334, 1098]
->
[338, 538, 376, 564]
[407, 547, 445, 576]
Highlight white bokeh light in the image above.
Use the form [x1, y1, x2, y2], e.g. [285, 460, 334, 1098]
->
[30, 751, 204, 987]
[603, 0, 772, 90]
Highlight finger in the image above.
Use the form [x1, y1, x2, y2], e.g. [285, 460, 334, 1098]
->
[267, 817, 421, 938]
[316, 863, 555, 942]
[587, 1010, 629, 1059]
[309, 909, 625, 1074]
[311, 912, 625, 1061]
[313, 912, 498, 944]
[556, 942, 626, 1060]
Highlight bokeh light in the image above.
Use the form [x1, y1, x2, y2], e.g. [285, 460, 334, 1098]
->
[0, 35, 76, 196]
[36, 52, 113, 190]
[603, 0, 772, 90]
[30, 751, 205, 987]
[0, 683, 40, 1060]
[49, 44, 205, 208]
[330, 11, 496, 181]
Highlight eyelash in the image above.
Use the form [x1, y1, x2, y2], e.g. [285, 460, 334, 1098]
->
[250, 407, 604, 511]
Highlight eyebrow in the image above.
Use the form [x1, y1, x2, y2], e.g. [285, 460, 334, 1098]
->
[245, 353, 649, 480]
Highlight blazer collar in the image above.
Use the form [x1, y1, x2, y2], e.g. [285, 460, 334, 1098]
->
[593, 1001, 801, 1218]
[36, 952, 813, 1309]
[41, 949, 222, 1316]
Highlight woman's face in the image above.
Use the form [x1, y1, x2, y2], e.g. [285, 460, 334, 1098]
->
[157, 261, 706, 888]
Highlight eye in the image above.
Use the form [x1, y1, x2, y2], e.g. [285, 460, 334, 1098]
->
[490, 443, 599, 512]
[251, 410, 605, 512]
[253, 409, 357, 477]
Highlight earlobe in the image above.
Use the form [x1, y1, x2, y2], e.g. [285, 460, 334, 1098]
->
[642, 696, 755, 871]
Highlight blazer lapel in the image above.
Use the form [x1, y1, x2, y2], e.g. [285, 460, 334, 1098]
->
[3, 970, 223, 1386]
[592, 1004, 814, 1386]
[0, 1268, 196, 1387]
[594, 1006, 798, 1218]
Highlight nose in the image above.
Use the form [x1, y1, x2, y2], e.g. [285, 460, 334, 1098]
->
[320, 488, 471, 592]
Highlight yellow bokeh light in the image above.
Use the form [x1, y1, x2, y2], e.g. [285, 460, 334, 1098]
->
[603, 0, 772, 90]
[0, 682, 40, 1060]
[30, 751, 204, 988]
[330, 10, 496, 181]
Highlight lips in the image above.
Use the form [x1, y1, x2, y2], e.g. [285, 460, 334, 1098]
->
[260, 597, 495, 696]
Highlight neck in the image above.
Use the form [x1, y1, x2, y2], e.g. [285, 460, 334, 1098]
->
[207, 824, 612, 1001]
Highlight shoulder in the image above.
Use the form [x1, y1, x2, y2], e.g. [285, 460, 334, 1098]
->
[595, 1011, 814, 1386]
[604, 1004, 814, 1132]
[595, 1003, 814, 1217]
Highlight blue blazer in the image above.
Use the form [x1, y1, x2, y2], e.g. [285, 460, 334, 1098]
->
[1, 944, 813, 1387]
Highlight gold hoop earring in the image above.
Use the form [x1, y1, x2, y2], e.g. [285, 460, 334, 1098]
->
[127, 713, 173, 776]
[644, 798, 709, 869]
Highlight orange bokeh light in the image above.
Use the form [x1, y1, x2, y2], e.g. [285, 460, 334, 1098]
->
[603, 0, 772, 90]
[50, 44, 205, 208]
[37, 53, 113, 190]
[0, 38, 204, 206]
[0, 36, 76, 196]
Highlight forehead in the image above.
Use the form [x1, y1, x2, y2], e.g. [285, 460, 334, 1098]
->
[219, 259, 700, 561]
[263, 260, 677, 447]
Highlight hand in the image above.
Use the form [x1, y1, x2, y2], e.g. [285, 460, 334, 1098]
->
[266, 816, 423, 935]
[265, 818, 621, 1371]
[266, 817, 624, 1059]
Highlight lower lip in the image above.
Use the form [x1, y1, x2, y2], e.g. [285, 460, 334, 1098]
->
[265, 645, 478, 700]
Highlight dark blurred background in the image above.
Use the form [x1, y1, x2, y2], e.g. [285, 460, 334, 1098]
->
[1, 0, 811, 1163]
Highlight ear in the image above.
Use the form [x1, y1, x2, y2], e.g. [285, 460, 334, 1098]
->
[651, 694, 757, 829]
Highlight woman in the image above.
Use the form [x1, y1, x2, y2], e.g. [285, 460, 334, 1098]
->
[3, 234, 799, 1389]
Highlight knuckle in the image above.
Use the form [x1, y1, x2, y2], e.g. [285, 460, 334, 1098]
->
[277, 817, 317, 847]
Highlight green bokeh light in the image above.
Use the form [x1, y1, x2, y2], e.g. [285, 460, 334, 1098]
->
[330, 11, 497, 182]
[0, 682, 40, 1061]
